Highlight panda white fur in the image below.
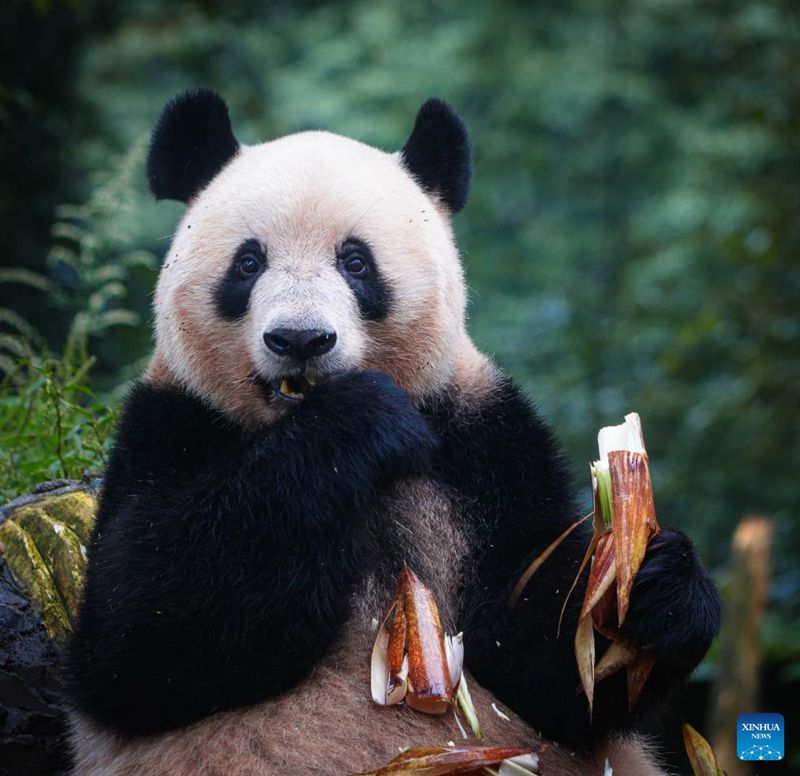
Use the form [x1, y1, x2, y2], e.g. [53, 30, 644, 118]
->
[66, 91, 721, 775]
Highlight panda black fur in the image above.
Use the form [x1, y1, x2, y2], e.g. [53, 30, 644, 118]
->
[67, 91, 721, 775]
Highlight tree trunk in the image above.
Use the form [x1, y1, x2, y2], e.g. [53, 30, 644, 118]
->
[707, 515, 774, 776]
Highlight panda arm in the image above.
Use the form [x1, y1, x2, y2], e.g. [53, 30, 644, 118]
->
[430, 377, 720, 749]
[69, 372, 436, 736]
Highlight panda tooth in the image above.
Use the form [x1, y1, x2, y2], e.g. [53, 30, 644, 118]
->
[306, 375, 317, 386]
[278, 378, 305, 400]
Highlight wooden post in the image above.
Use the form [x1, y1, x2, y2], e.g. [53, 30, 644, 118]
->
[707, 516, 774, 776]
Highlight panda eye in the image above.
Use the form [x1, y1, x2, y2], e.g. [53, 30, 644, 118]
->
[237, 253, 261, 277]
[344, 254, 368, 277]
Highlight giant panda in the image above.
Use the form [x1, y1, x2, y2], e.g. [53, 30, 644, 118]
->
[66, 91, 721, 775]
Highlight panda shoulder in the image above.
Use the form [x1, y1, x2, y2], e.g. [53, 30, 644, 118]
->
[430, 374, 570, 478]
[110, 380, 237, 469]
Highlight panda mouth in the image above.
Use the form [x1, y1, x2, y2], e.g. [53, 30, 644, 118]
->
[271, 373, 318, 403]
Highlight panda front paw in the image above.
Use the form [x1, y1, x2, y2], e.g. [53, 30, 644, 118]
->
[618, 530, 721, 672]
[304, 370, 439, 480]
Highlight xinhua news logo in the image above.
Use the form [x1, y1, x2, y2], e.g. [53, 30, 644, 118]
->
[737, 713, 784, 761]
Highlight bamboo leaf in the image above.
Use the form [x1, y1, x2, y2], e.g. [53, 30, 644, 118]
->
[352, 745, 538, 776]
[509, 511, 592, 609]
[626, 656, 656, 710]
[594, 639, 638, 683]
[579, 533, 616, 619]
[683, 724, 725, 776]
[455, 672, 482, 740]
[574, 612, 595, 714]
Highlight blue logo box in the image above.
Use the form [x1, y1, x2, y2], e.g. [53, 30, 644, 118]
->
[737, 713, 784, 761]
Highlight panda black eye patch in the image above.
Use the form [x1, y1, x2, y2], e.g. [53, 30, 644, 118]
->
[336, 237, 391, 321]
[214, 239, 267, 320]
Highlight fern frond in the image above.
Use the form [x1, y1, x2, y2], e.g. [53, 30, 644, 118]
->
[0, 309, 45, 347]
[0, 268, 55, 292]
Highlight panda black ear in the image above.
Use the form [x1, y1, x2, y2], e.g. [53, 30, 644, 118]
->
[400, 98, 472, 214]
[146, 89, 240, 203]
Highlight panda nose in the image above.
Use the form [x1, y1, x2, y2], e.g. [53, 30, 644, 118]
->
[263, 328, 337, 361]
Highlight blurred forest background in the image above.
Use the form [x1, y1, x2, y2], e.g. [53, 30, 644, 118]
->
[1, 0, 798, 770]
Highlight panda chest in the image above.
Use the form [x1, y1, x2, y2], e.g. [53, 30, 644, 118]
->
[360, 477, 472, 628]
[195, 479, 501, 772]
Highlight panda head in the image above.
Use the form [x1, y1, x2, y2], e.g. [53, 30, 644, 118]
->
[148, 90, 473, 425]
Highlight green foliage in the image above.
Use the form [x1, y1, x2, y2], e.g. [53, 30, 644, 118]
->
[0, 353, 118, 504]
[0, 138, 158, 500]
[45, 137, 158, 378]
[0, 268, 51, 374]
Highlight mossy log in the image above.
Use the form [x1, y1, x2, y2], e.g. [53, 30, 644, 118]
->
[0, 481, 99, 776]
